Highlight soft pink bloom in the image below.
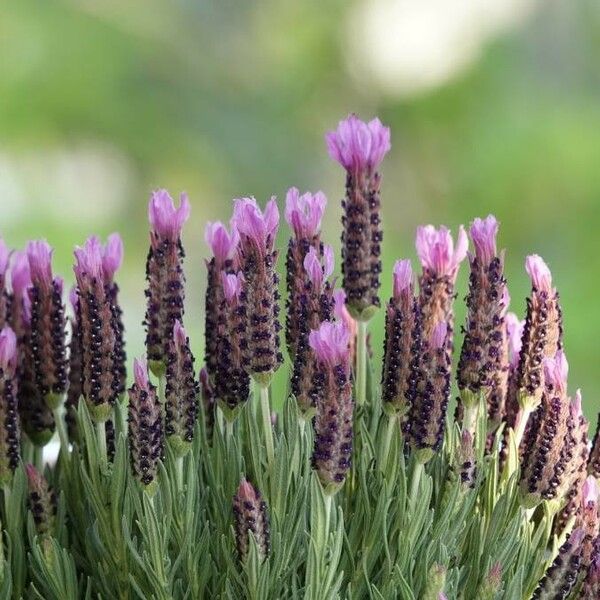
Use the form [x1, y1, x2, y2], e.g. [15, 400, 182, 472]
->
[543, 350, 568, 393]
[583, 475, 598, 508]
[0, 326, 17, 371]
[74, 236, 104, 282]
[173, 319, 188, 349]
[10, 251, 31, 298]
[204, 221, 239, 263]
[27, 240, 54, 290]
[304, 245, 334, 290]
[148, 189, 191, 241]
[221, 271, 244, 304]
[438, 594, 448, 600]
[69, 286, 79, 312]
[326, 114, 391, 173]
[232, 197, 279, 252]
[430, 321, 447, 350]
[309, 320, 351, 368]
[333, 288, 357, 345]
[570, 389, 583, 421]
[470, 215, 498, 264]
[237, 478, 259, 502]
[102, 233, 124, 281]
[525, 255, 552, 293]
[0, 239, 10, 276]
[415, 225, 468, 278]
[25, 463, 44, 488]
[284, 188, 327, 239]
[133, 357, 150, 391]
[392, 259, 412, 299]
[505, 312, 524, 368]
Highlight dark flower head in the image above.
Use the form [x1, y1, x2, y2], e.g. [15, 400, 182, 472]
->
[25, 464, 57, 536]
[199, 367, 216, 441]
[0, 326, 20, 484]
[233, 478, 270, 563]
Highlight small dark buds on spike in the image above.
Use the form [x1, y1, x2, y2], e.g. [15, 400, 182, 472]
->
[233, 479, 270, 563]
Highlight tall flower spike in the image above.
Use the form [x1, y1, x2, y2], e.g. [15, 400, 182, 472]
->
[144, 189, 190, 375]
[25, 464, 57, 537]
[0, 326, 20, 485]
[215, 272, 250, 419]
[516, 254, 562, 411]
[27, 240, 68, 409]
[204, 221, 239, 384]
[290, 245, 335, 418]
[531, 528, 584, 600]
[284, 188, 327, 358]
[233, 479, 270, 563]
[199, 367, 216, 442]
[381, 259, 421, 417]
[519, 351, 573, 508]
[309, 320, 353, 493]
[128, 358, 163, 492]
[74, 236, 120, 422]
[503, 312, 526, 431]
[165, 320, 199, 455]
[457, 216, 509, 431]
[326, 114, 390, 321]
[232, 197, 283, 386]
[0, 239, 10, 329]
[65, 288, 83, 441]
[408, 320, 452, 463]
[103, 233, 127, 395]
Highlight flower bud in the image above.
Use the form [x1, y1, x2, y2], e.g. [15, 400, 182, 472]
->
[233, 478, 270, 563]
[26, 464, 57, 537]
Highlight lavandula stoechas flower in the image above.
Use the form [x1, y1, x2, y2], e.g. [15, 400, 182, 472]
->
[290, 245, 335, 418]
[144, 189, 190, 375]
[284, 187, 327, 358]
[333, 289, 357, 364]
[456, 430, 476, 488]
[381, 259, 421, 418]
[215, 272, 250, 418]
[25, 464, 57, 537]
[165, 320, 198, 455]
[199, 367, 216, 441]
[516, 255, 562, 412]
[503, 312, 525, 431]
[27, 240, 68, 409]
[519, 351, 575, 508]
[415, 224, 468, 346]
[532, 528, 584, 600]
[232, 197, 283, 386]
[408, 321, 452, 463]
[10, 252, 55, 446]
[0, 240, 10, 328]
[326, 114, 391, 321]
[233, 478, 270, 563]
[65, 288, 82, 441]
[204, 221, 239, 384]
[74, 237, 120, 422]
[577, 477, 600, 571]
[128, 358, 163, 491]
[309, 321, 353, 493]
[0, 327, 20, 484]
[457, 216, 509, 431]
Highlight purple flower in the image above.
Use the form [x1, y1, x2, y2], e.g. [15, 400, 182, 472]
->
[221, 271, 244, 304]
[10, 251, 31, 300]
[232, 197, 279, 254]
[303, 245, 334, 292]
[0, 326, 17, 373]
[25, 464, 56, 536]
[0, 239, 9, 278]
[27, 240, 54, 291]
[284, 188, 327, 240]
[470, 215, 498, 265]
[0, 326, 20, 484]
[505, 312, 525, 370]
[309, 320, 351, 370]
[416, 225, 468, 280]
[74, 236, 104, 282]
[326, 114, 391, 173]
[102, 233, 124, 282]
[199, 367, 216, 441]
[148, 189, 191, 243]
[543, 350, 568, 394]
[393, 259, 413, 300]
[204, 221, 239, 266]
[526, 254, 553, 293]
[233, 479, 270, 562]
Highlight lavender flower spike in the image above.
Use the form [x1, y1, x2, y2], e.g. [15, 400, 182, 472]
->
[0, 239, 10, 328]
[457, 216, 509, 433]
[74, 236, 120, 422]
[309, 320, 353, 493]
[215, 272, 250, 419]
[128, 357, 163, 492]
[327, 114, 391, 321]
[144, 189, 190, 375]
[284, 187, 327, 358]
[233, 197, 283, 386]
[290, 245, 335, 418]
[25, 464, 57, 536]
[381, 259, 421, 417]
[27, 240, 68, 409]
[408, 320, 452, 464]
[165, 320, 199, 456]
[204, 220, 239, 384]
[0, 326, 20, 484]
[233, 478, 270, 563]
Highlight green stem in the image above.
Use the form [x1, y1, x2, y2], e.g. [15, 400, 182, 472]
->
[259, 385, 275, 468]
[409, 461, 424, 511]
[53, 406, 70, 463]
[356, 320, 368, 406]
[324, 493, 333, 540]
[175, 456, 184, 492]
[96, 421, 107, 470]
[33, 446, 44, 471]
[380, 414, 397, 472]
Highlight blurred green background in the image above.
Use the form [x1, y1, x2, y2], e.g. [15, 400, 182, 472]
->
[2, 1, 599, 416]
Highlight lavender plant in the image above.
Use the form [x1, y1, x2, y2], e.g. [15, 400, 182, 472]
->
[0, 114, 599, 600]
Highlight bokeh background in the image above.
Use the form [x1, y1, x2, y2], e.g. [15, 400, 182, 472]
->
[2, 0, 600, 416]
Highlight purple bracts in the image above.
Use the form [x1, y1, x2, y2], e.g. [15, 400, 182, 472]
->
[233, 479, 270, 562]
[0, 327, 20, 484]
